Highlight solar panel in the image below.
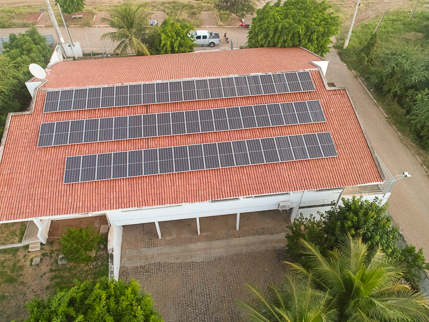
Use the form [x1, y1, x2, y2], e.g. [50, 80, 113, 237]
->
[185, 110, 200, 134]
[173, 146, 190, 172]
[156, 82, 170, 103]
[171, 111, 186, 135]
[81, 154, 97, 182]
[226, 107, 243, 130]
[38, 122, 56, 147]
[39, 100, 326, 147]
[64, 132, 337, 183]
[143, 149, 158, 175]
[97, 153, 112, 180]
[112, 151, 128, 178]
[129, 115, 143, 139]
[169, 81, 183, 102]
[208, 78, 224, 99]
[64, 155, 81, 184]
[260, 74, 276, 94]
[203, 143, 220, 169]
[199, 109, 215, 132]
[53, 121, 70, 145]
[73, 89, 88, 110]
[99, 117, 114, 142]
[157, 113, 172, 136]
[69, 120, 85, 144]
[45, 72, 316, 113]
[101, 87, 115, 108]
[114, 116, 128, 140]
[128, 150, 143, 177]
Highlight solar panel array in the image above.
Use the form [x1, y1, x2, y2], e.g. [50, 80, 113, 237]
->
[64, 132, 337, 184]
[38, 100, 325, 147]
[43, 72, 315, 113]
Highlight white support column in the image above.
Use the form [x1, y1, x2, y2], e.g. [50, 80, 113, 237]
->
[108, 225, 122, 280]
[196, 217, 200, 235]
[155, 221, 161, 239]
[33, 219, 48, 244]
[236, 213, 240, 231]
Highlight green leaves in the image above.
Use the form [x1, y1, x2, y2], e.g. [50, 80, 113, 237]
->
[101, 3, 150, 56]
[148, 18, 196, 55]
[59, 226, 102, 264]
[25, 277, 163, 321]
[247, 0, 340, 56]
[215, 0, 255, 19]
[55, 0, 86, 15]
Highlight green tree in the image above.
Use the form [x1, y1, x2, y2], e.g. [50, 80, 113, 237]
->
[238, 274, 337, 321]
[408, 88, 429, 149]
[147, 18, 196, 55]
[24, 277, 163, 321]
[59, 225, 102, 264]
[285, 197, 429, 289]
[102, 3, 150, 56]
[215, 0, 256, 20]
[247, 0, 340, 56]
[0, 27, 52, 138]
[289, 236, 429, 322]
[55, 0, 86, 15]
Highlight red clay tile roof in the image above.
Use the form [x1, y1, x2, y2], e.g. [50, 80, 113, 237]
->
[43, 47, 323, 89]
[0, 48, 382, 222]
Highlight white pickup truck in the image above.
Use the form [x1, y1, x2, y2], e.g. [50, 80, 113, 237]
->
[190, 30, 220, 47]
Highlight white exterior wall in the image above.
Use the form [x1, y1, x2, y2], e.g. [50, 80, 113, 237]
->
[106, 189, 345, 227]
[340, 192, 391, 206]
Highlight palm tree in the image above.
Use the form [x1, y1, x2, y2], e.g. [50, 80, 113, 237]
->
[101, 3, 150, 56]
[238, 274, 337, 322]
[289, 235, 429, 322]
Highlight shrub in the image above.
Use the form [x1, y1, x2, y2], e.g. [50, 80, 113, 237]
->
[59, 225, 102, 264]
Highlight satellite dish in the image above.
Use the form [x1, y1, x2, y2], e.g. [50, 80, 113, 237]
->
[29, 63, 47, 79]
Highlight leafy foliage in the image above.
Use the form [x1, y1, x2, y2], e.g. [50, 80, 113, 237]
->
[55, 0, 86, 15]
[102, 3, 150, 56]
[0, 27, 52, 138]
[215, 0, 255, 20]
[238, 274, 337, 321]
[247, 0, 340, 56]
[337, 10, 429, 150]
[24, 277, 163, 321]
[289, 236, 429, 322]
[408, 89, 429, 149]
[59, 225, 102, 264]
[286, 197, 429, 289]
[240, 236, 429, 321]
[147, 18, 196, 55]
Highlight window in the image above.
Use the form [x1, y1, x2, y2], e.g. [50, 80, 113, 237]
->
[202, 35, 207, 39]
[196, 35, 201, 39]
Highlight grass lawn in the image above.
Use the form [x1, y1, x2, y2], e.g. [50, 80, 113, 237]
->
[0, 222, 26, 246]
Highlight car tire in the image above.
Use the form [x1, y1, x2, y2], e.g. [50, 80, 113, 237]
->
[209, 42, 215, 47]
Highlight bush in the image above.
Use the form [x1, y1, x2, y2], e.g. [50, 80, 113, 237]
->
[25, 277, 163, 321]
[218, 10, 230, 24]
[59, 225, 102, 264]
[286, 196, 429, 289]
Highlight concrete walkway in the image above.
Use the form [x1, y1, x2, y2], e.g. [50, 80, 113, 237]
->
[325, 48, 429, 258]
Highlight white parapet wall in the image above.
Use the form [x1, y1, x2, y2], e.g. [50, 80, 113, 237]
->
[108, 225, 122, 280]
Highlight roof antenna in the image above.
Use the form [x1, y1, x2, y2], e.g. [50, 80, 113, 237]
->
[29, 63, 47, 80]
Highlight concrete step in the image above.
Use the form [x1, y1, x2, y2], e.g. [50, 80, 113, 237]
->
[29, 241, 41, 252]
[121, 233, 286, 267]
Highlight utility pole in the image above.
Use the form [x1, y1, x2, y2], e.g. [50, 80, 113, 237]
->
[56, 2, 77, 59]
[374, 11, 387, 34]
[344, 0, 360, 49]
[410, 0, 421, 20]
[45, 0, 67, 58]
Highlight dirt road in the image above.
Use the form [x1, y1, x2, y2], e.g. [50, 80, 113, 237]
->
[326, 48, 429, 257]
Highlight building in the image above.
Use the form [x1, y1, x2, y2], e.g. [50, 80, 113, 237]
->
[0, 47, 394, 279]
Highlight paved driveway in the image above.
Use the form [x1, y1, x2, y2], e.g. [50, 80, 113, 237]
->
[325, 48, 429, 257]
